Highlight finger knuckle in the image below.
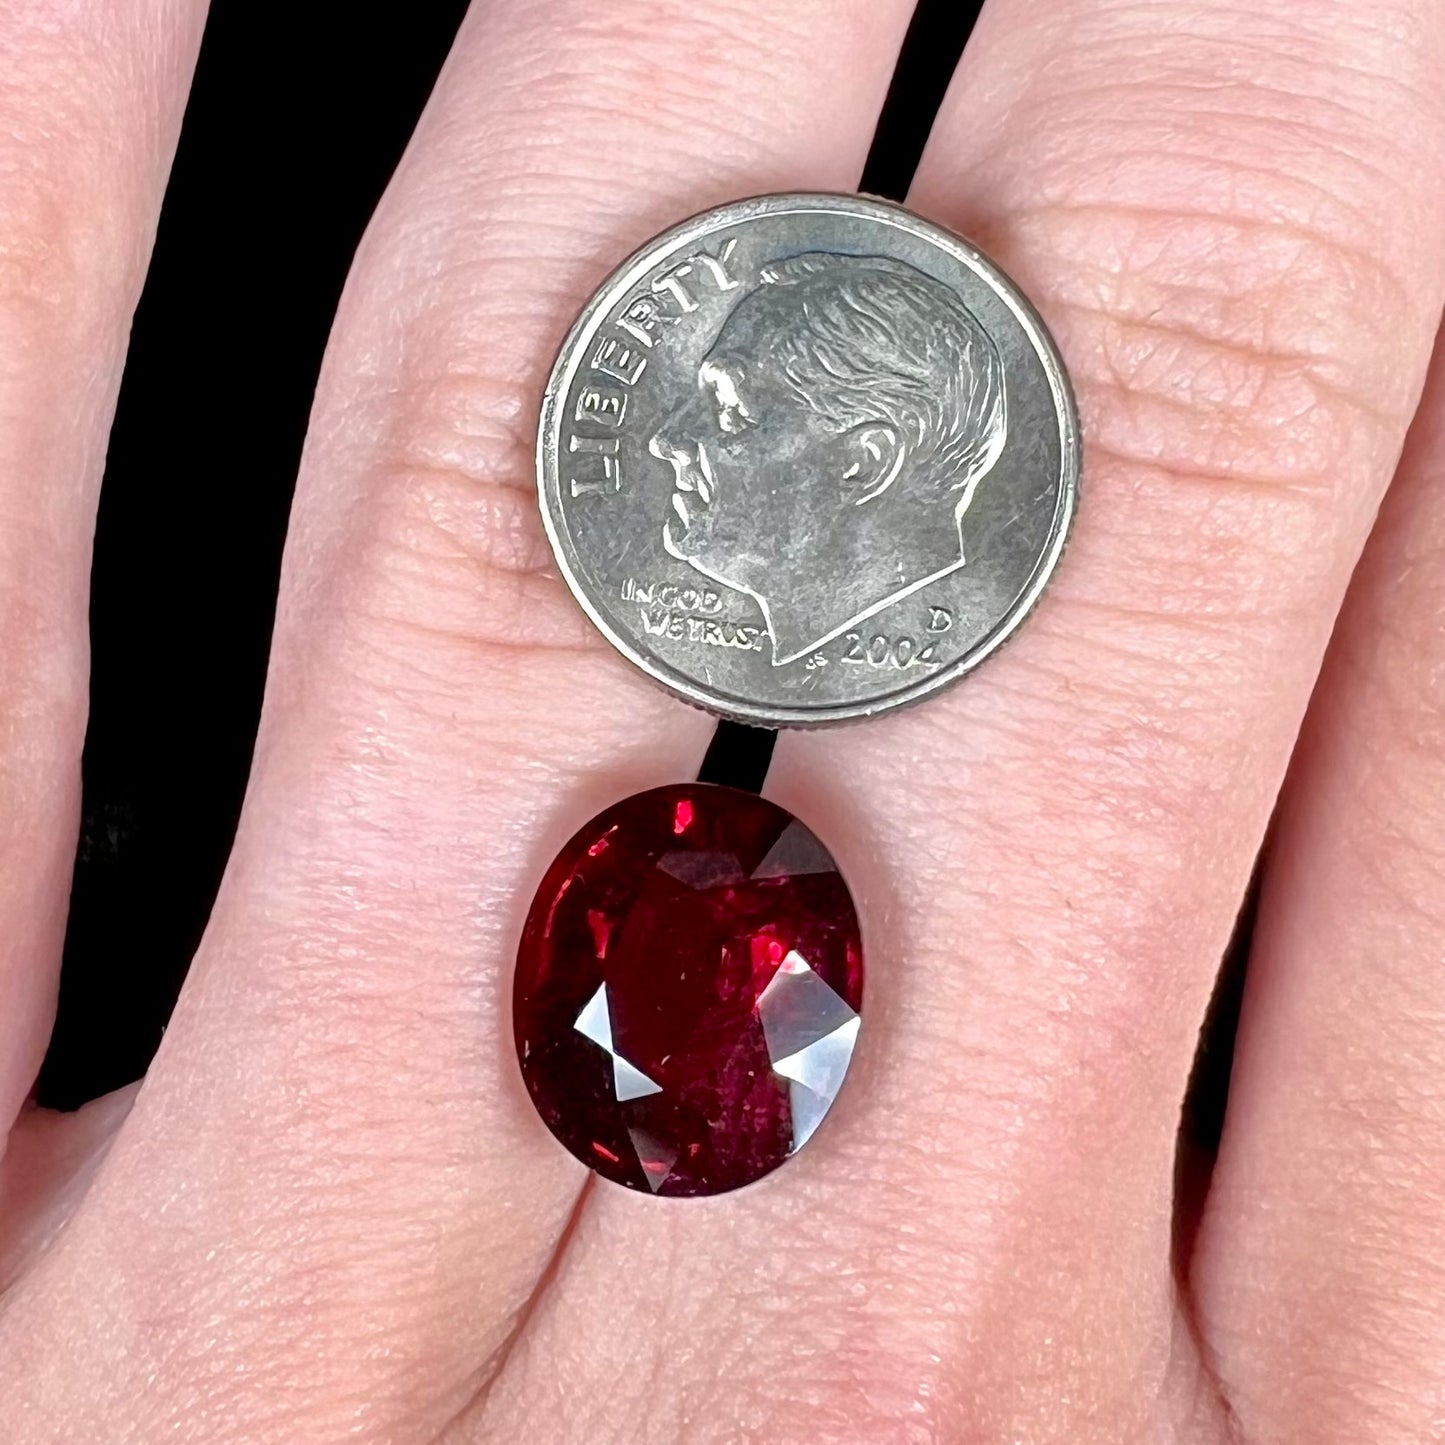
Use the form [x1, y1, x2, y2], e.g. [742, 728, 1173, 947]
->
[983, 39, 1444, 525]
[955, 70, 1442, 660]
[1037, 195, 1407, 513]
[0, 63, 134, 335]
[337, 370, 598, 663]
[0, 162, 107, 341]
[513, 0, 843, 117]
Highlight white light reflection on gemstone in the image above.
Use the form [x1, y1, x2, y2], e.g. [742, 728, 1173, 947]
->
[756, 951, 860, 1152]
[751, 821, 838, 881]
[756, 951, 858, 1059]
[627, 1126, 678, 1193]
[574, 983, 663, 1102]
[772, 1018, 861, 1151]
[654, 850, 746, 889]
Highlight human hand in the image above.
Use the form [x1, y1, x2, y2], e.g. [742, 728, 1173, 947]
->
[3, 1, 1445, 1441]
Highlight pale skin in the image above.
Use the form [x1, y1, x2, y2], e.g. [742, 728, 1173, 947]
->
[1, 0, 1445, 1440]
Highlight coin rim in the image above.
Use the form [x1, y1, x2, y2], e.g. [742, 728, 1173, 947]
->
[536, 191, 1080, 728]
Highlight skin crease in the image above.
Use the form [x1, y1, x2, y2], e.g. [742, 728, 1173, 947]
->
[1, 0, 1445, 1442]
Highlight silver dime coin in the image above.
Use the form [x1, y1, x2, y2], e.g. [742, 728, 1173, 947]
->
[537, 192, 1079, 727]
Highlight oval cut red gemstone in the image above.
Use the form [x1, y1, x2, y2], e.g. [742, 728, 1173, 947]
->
[514, 783, 863, 1196]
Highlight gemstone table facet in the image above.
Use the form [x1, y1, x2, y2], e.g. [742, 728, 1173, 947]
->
[513, 783, 863, 1196]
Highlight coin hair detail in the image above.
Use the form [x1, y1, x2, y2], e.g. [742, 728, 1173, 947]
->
[753, 251, 1007, 506]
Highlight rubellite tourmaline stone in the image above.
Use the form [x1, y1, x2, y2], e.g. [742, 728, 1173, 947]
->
[513, 783, 863, 1196]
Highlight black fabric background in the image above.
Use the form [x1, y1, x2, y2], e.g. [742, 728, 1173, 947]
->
[37, 0, 1246, 1176]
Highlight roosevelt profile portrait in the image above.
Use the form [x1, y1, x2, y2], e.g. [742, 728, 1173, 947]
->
[649, 251, 1008, 666]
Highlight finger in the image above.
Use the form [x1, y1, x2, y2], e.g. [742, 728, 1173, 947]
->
[0, 1, 922, 1438]
[1190, 330, 1445, 1442]
[472, 2, 1445, 1439]
[0, 1, 209, 1139]
[0, 1082, 139, 1291]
